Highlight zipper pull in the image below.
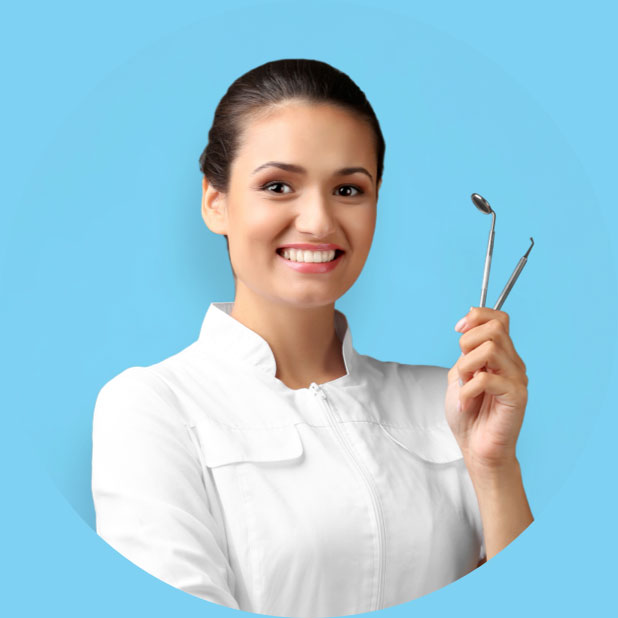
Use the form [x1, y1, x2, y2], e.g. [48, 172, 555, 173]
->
[309, 382, 327, 400]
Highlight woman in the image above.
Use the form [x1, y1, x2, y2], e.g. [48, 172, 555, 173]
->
[91, 58, 533, 617]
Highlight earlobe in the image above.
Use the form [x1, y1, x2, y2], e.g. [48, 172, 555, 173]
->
[201, 176, 228, 235]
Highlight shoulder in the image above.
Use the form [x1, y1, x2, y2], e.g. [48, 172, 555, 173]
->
[358, 355, 450, 426]
[96, 365, 173, 404]
[93, 365, 182, 434]
[94, 338, 204, 417]
[361, 354, 448, 394]
[359, 357, 463, 460]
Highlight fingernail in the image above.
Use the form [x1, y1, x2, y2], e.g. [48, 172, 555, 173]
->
[458, 377, 464, 387]
[455, 317, 467, 332]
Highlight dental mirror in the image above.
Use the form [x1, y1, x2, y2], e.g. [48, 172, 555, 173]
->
[471, 193, 493, 215]
[471, 193, 496, 307]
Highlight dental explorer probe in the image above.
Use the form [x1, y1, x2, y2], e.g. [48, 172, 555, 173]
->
[471, 193, 496, 308]
[492, 237, 535, 311]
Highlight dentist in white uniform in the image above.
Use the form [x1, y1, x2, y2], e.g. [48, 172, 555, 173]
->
[91, 58, 533, 617]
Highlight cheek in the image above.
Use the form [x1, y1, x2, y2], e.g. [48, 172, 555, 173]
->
[348, 208, 376, 253]
[230, 206, 288, 249]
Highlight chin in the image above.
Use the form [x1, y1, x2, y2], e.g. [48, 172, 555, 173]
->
[286, 296, 339, 309]
[276, 289, 342, 309]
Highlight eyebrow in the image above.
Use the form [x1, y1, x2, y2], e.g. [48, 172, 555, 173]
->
[251, 161, 374, 183]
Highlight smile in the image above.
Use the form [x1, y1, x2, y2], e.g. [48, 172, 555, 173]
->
[278, 248, 341, 263]
[276, 248, 345, 273]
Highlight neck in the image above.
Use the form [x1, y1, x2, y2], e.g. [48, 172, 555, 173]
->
[230, 283, 347, 390]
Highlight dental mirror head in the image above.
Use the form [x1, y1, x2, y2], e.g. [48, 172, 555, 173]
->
[471, 192, 496, 307]
[471, 193, 494, 215]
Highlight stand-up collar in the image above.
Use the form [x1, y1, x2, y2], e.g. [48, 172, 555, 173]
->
[197, 302, 359, 381]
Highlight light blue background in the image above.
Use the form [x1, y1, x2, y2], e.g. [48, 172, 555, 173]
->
[2, 0, 616, 615]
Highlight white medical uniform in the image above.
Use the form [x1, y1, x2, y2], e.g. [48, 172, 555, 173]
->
[92, 302, 485, 617]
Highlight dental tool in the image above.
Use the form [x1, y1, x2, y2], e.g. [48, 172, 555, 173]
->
[469, 192, 534, 311]
[471, 193, 496, 308]
[492, 238, 534, 310]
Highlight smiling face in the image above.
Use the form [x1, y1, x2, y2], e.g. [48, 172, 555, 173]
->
[202, 100, 381, 310]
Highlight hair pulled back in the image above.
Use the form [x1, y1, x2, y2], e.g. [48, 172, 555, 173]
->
[198, 58, 385, 193]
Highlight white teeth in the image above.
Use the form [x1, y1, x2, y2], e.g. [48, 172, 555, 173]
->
[280, 248, 337, 263]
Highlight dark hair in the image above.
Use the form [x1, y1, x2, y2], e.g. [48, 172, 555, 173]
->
[198, 58, 386, 279]
[199, 58, 385, 191]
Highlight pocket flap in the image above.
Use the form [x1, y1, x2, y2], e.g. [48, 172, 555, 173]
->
[190, 420, 304, 468]
[379, 422, 464, 464]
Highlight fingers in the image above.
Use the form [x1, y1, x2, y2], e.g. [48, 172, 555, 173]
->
[457, 340, 524, 383]
[455, 306, 510, 335]
[458, 318, 513, 355]
[455, 307, 527, 376]
[458, 370, 527, 413]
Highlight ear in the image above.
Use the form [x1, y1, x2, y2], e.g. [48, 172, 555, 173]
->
[201, 176, 228, 235]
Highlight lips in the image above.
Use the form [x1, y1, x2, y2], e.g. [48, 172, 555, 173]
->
[276, 248, 344, 273]
[277, 243, 345, 251]
[276, 243, 346, 262]
[276, 247, 344, 259]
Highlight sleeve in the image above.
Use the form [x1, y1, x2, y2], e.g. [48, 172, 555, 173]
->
[91, 366, 240, 609]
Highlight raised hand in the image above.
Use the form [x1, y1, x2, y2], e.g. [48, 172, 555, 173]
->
[445, 306, 529, 473]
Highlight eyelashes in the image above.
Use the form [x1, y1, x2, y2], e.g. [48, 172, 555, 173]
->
[259, 181, 365, 197]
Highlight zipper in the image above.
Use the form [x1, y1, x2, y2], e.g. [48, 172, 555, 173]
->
[309, 382, 386, 611]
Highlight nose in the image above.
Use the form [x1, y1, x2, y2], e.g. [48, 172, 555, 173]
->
[294, 190, 337, 239]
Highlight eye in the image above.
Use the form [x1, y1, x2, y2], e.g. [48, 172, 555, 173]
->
[336, 185, 363, 197]
[261, 181, 293, 194]
[259, 181, 364, 197]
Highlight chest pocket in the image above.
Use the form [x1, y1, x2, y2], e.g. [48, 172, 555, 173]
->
[187, 419, 304, 468]
[378, 421, 464, 464]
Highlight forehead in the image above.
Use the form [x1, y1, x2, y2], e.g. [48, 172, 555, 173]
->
[234, 102, 375, 172]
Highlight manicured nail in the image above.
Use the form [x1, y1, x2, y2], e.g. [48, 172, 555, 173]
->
[458, 377, 464, 387]
[455, 317, 467, 332]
